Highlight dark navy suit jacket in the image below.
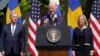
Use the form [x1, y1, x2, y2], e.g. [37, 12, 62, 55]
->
[0, 23, 26, 54]
[41, 14, 66, 26]
[72, 26, 93, 51]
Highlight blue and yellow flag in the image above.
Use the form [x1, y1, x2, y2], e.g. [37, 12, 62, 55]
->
[67, 0, 83, 28]
[6, 0, 22, 24]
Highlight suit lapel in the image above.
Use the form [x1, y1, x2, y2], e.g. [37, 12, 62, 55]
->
[8, 23, 12, 36]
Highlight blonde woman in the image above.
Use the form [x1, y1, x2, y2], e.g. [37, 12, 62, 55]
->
[72, 15, 94, 56]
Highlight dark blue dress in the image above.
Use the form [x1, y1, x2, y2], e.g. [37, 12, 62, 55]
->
[72, 27, 93, 56]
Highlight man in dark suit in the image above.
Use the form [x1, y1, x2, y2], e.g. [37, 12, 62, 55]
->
[41, 2, 66, 26]
[0, 11, 26, 56]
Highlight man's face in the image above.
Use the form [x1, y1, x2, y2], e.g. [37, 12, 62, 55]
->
[49, 3, 57, 16]
[10, 13, 18, 23]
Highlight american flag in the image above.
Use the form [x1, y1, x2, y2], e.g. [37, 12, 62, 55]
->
[28, 0, 41, 56]
[90, 0, 100, 56]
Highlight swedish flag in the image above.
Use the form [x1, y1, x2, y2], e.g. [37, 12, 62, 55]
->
[6, 0, 22, 24]
[67, 0, 83, 28]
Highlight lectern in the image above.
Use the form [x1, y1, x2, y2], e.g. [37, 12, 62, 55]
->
[36, 26, 72, 56]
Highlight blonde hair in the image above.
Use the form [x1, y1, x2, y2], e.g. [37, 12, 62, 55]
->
[77, 15, 88, 27]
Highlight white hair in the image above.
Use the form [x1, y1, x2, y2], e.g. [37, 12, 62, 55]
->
[49, 0, 60, 5]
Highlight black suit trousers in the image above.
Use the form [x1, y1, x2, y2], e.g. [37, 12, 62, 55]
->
[5, 47, 20, 56]
[75, 45, 90, 56]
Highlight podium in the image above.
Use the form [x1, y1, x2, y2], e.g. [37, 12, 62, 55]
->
[36, 26, 72, 56]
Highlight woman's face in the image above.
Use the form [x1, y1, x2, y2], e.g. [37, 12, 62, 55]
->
[78, 16, 86, 27]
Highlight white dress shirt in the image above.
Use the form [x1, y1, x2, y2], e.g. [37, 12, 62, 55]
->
[11, 23, 16, 36]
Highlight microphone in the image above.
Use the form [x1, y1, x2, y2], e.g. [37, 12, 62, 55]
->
[52, 14, 57, 22]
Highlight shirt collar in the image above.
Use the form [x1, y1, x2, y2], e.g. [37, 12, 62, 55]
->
[11, 23, 17, 26]
[50, 14, 57, 18]
[78, 26, 87, 30]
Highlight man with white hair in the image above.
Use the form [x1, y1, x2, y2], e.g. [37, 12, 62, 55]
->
[50, 0, 62, 16]
[41, 1, 66, 26]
